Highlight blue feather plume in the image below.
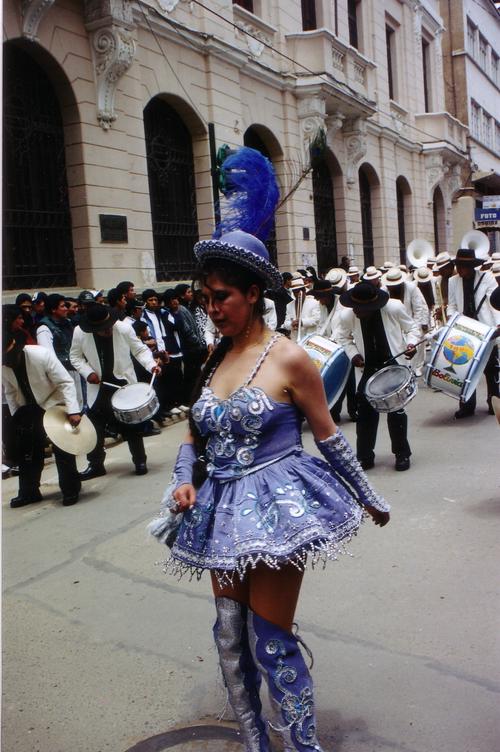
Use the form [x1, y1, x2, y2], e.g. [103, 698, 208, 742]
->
[214, 147, 279, 242]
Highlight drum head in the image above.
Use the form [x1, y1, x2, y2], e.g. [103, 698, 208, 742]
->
[111, 382, 150, 409]
[366, 366, 410, 397]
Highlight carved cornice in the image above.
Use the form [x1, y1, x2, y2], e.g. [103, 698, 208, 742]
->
[84, 0, 136, 130]
[21, 0, 55, 41]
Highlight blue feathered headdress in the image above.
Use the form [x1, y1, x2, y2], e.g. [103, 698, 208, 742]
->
[214, 147, 279, 242]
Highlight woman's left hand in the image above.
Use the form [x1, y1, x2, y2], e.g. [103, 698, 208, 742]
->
[172, 482, 197, 512]
[365, 505, 390, 527]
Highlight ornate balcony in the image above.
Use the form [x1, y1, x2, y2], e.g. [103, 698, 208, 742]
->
[285, 28, 376, 104]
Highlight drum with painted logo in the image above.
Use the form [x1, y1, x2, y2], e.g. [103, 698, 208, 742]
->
[424, 313, 495, 401]
[300, 334, 351, 408]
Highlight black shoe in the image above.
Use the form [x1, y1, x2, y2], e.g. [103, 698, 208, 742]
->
[348, 412, 358, 422]
[79, 464, 106, 481]
[142, 426, 161, 436]
[62, 494, 79, 506]
[395, 455, 410, 471]
[134, 462, 148, 476]
[359, 458, 374, 470]
[454, 407, 475, 420]
[10, 491, 42, 508]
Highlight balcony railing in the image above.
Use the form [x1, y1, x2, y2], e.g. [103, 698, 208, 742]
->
[285, 29, 376, 101]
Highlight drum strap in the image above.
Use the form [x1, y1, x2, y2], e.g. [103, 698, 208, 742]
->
[473, 273, 487, 317]
[318, 299, 338, 337]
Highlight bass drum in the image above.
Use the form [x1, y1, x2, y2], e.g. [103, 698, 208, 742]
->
[425, 313, 495, 402]
[111, 382, 159, 424]
[300, 334, 351, 408]
[364, 365, 417, 413]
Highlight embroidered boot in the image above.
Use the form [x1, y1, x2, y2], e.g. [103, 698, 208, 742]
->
[248, 610, 324, 752]
[213, 597, 270, 752]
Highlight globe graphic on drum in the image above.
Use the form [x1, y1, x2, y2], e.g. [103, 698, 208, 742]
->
[442, 335, 475, 367]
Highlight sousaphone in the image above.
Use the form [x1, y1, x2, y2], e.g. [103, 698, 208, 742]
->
[460, 230, 490, 261]
[407, 238, 434, 269]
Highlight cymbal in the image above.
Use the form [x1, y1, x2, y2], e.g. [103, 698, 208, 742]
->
[43, 406, 97, 455]
[491, 396, 500, 426]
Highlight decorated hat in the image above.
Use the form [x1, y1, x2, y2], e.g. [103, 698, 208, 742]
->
[433, 252, 455, 271]
[362, 266, 382, 282]
[194, 147, 282, 290]
[289, 273, 307, 292]
[79, 304, 119, 333]
[490, 262, 500, 278]
[340, 282, 389, 311]
[455, 248, 483, 266]
[382, 268, 408, 287]
[413, 267, 434, 283]
[325, 267, 348, 287]
[347, 265, 360, 276]
[78, 290, 96, 304]
[381, 261, 395, 271]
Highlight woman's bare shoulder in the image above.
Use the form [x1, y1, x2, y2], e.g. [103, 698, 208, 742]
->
[273, 336, 312, 369]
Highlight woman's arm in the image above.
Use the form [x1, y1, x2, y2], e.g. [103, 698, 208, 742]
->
[284, 343, 389, 523]
[285, 344, 336, 440]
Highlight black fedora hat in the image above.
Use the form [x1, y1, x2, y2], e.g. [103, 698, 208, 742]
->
[307, 280, 334, 297]
[340, 282, 389, 311]
[455, 248, 483, 267]
[79, 304, 119, 333]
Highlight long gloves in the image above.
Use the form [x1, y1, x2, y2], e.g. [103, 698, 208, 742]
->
[172, 442, 196, 490]
[316, 429, 390, 512]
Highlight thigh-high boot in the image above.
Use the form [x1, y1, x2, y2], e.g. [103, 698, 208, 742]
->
[248, 610, 324, 752]
[213, 597, 270, 752]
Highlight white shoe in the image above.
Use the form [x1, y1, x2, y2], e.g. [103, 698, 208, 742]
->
[178, 405, 190, 412]
[170, 407, 182, 415]
[415, 368, 423, 377]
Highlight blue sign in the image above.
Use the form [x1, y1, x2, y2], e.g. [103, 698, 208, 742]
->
[475, 208, 500, 222]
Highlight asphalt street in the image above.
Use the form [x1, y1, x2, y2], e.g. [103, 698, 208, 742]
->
[2, 379, 499, 752]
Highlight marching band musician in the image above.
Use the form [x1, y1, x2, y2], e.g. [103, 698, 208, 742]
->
[70, 304, 160, 479]
[3, 328, 82, 508]
[382, 268, 429, 377]
[432, 252, 455, 322]
[336, 282, 420, 471]
[447, 248, 500, 419]
[283, 273, 320, 341]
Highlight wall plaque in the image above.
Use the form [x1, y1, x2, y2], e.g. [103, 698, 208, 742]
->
[99, 214, 128, 242]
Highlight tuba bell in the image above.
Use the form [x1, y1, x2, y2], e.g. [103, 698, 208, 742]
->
[459, 230, 490, 261]
[407, 238, 434, 269]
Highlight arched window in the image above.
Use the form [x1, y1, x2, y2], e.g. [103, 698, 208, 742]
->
[312, 160, 338, 274]
[144, 97, 199, 281]
[243, 128, 278, 265]
[433, 186, 445, 253]
[396, 176, 412, 263]
[359, 167, 374, 267]
[3, 44, 75, 289]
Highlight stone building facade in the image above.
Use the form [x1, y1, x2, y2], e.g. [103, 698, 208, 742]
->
[439, 0, 500, 251]
[3, 0, 471, 292]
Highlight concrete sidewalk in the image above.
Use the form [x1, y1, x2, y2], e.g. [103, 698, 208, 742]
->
[2, 380, 499, 752]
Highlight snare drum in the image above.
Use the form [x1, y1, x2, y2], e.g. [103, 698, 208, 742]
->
[300, 334, 351, 408]
[365, 365, 417, 413]
[111, 382, 159, 424]
[425, 313, 495, 402]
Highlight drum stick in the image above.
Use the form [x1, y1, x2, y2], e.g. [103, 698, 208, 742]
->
[382, 332, 438, 366]
[148, 372, 157, 393]
[101, 381, 122, 389]
[297, 294, 303, 342]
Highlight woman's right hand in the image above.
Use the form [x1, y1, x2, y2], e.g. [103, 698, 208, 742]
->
[173, 483, 196, 512]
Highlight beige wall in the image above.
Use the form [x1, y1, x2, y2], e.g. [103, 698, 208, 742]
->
[4, 0, 472, 293]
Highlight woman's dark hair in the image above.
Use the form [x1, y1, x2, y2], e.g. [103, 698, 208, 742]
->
[3, 304, 23, 328]
[187, 258, 266, 453]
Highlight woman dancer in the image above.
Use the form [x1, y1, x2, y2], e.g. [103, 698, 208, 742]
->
[150, 148, 390, 752]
